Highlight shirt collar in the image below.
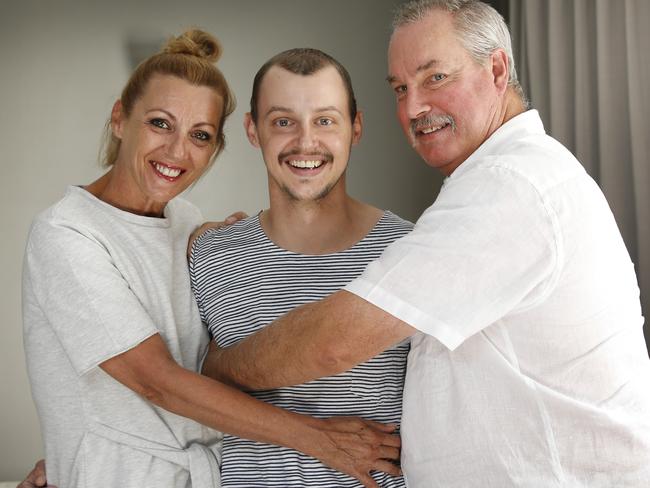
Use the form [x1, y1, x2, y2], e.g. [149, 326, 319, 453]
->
[449, 109, 545, 180]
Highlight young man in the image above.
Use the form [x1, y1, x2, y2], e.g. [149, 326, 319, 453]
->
[207, 1, 650, 487]
[191, 48, 410, 487]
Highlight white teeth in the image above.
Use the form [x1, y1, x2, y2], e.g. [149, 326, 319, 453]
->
[421, 125, 445, 134]
[289, 160, 323, 169]
[154, 162, 181, 178]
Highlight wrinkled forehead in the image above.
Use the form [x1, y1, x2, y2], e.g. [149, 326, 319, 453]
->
[388, 10, 463, 74]
[137, 74, 223, 117]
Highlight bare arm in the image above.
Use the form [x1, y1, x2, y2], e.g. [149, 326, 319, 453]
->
[101, 333, 401, 486]
[203, 290, 416, 390]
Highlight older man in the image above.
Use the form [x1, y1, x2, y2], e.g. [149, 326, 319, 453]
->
[209, 1, 650, 486]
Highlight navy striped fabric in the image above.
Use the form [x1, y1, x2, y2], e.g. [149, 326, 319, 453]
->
[190, 212, 413, 487]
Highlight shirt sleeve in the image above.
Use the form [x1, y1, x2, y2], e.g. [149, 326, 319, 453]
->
[24, 217, 159, 375]
[345, 164, 559, 350]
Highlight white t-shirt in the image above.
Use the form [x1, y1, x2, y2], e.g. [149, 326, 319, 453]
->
[346, 111, 650, 487]
[23, 186, 222, 488]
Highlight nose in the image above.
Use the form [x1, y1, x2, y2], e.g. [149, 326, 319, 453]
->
[166, 131, 188, 161]
[404, 87, 431, 121]
[296, 123, 318, 151]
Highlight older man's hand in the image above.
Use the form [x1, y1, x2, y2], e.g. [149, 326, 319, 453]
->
[306, 416, 402, 488]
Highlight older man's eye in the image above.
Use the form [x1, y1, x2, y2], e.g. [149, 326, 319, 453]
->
[431, 73, 446, 82]
[392, 85, 407, 100]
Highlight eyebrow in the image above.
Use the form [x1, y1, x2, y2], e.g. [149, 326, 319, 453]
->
[145, 108, 217, 130]
[315, 105, 344, 115]
[264, 105, 343, 117]
[386, 58, 442, 84]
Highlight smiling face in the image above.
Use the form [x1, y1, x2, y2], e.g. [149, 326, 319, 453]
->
[245, 65, 362, 203]
[388, 9, 506, 175]
[109, 74, 223, 215]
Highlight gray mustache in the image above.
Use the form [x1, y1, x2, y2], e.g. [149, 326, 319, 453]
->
[410, 114, 455, 138]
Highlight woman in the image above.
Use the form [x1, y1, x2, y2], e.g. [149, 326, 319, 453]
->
[21, 29, 399, 488]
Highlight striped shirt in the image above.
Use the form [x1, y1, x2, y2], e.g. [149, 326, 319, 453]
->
[190, 211, 413, 487]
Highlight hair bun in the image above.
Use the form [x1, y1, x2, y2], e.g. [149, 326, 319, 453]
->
[162, 29, 222, 62]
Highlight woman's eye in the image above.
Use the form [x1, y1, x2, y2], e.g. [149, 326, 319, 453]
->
[149, 118, 170, 130]
[193, 130, 212, 142]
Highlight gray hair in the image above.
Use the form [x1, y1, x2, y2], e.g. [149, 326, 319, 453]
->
[393, 0, 527, 104]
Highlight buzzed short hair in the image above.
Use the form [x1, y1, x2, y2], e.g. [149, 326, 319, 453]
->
[250, 48, 358, 122]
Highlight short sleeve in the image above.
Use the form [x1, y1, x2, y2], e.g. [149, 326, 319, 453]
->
[345, 165, 559, 350]
[23, 218, 159, 375]
[188, 227, 212, 326]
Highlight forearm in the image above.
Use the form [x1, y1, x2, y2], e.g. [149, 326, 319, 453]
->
[104, 337, 323, 455]
[204, 290, 414, 390]
[102, 337, 403, 485]
[156, 362, 326, 454]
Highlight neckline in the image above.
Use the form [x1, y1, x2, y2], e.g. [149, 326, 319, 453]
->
[252, 210, 391, 257]
[68, 185, 173, 228]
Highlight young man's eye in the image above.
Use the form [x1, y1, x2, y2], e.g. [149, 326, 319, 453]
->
[275, 118, 291, 127]
[149, 118, 170, 130]
[318, 118, 333, 126]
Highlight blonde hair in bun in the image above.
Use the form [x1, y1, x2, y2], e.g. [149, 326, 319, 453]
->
[102, 28, 235, 167]
[162, 29, 223, 62]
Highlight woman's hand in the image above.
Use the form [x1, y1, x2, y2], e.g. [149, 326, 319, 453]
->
[187, 211, 248, 258]
[304, 416, 402, 488]
[17, 459, 56, 488]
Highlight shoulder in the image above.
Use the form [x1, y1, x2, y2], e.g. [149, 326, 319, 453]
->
[462, 113, 586, 196]
[166, 197, 203, 228]
[27, 187, 97, 249]
[366, 211, 414, 242]
[381, 211, 415, 232]
[190, 215, 265, 265]
[194, 214, 261, 246]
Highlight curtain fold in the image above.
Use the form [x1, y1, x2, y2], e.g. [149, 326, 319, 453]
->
[510, 0, 650, 348]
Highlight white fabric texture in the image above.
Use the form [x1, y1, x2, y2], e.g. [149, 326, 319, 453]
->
[511, 0, 650, 348]
[346, 111, 650, 487]
[22, 186, 222, 488]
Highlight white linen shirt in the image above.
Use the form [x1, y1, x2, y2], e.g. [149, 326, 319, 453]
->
[346, 111, 650, 487]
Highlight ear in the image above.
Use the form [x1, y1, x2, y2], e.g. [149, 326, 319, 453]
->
[351, 111, 363, 146]
[243, 112, 260, 148]
[490, 48, 509, 95]
[110, 100, 125, 139]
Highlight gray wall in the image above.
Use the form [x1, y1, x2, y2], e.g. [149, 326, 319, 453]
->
[0, 0, 441, 480]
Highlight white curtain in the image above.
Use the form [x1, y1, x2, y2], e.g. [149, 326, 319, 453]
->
[510, 0, 650, 348]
